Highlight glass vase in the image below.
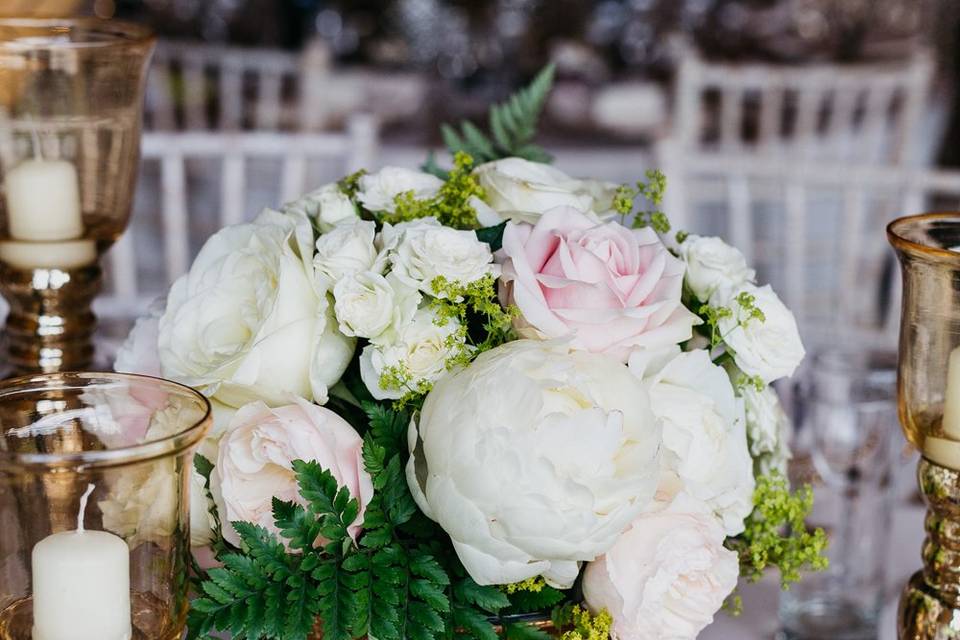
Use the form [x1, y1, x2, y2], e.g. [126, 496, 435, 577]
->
[0, 372, 211, 640]
[888, 213, 960, 638]
[0, 19, 154, 374]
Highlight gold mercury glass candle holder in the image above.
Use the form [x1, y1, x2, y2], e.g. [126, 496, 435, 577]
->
[888, 213, 960, 639]
[0, 19, 154, 375]
[0, 372, 211, 640]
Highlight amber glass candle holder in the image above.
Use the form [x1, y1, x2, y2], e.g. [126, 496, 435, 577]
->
[888, 213, 960, 639]
[0, 19, 154, 375]
[0, 372, 211, 640]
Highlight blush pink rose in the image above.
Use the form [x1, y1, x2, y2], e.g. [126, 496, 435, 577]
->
[498, 208, 697, 362]
[212, 398, 373, 547]
[582, 495, 740, 640]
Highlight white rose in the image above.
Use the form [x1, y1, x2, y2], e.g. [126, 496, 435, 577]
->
[357, 167, 444, 213]
[359, 307, 465, 400]
[283, 183, 358, 232]
[313, 219, 382, 286]
[407, 340, 662, 587]
[158, 211, 355, 407]
[333, 271, 421, 339]
[384, 217, 499, 296]
[716, 283, 805, 384]
[114, 299, 164, 377]
[474, 157, 618, 223]
[98, 405, 209, 547]
[680, 235, 756, 302]
[742, 383, 792, 476]
[583, 494, 740, 640]
[631, 347, 755, 535]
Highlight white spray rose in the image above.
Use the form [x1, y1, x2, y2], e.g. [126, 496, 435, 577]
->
[742, 383, 793, 476]
[357, 167, 444, 213]
[313, 219, 383, 286]
[474, 157, 618, 223]
[680, 235, 755, 302]
[631, 347, 755, 536]
[158, 211, 355, 407]
[406, 340, 662, 587]
[283, 183, 358, 232]
[383, 217, 499, 296]
[333, 271, 421, 340]
[717, 283, 805, 384]
[583, 494, 740, 640]
[359, 307, 465, 400]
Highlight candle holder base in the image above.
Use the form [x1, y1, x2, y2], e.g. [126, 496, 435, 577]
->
[0, 262, 101, 376]
[898, 457, 960, 639]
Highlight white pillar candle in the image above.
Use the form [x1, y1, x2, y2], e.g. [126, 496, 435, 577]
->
[942, 345, 960, 440]
[31, 484, 131, 640]
[4, 159, 83, 241]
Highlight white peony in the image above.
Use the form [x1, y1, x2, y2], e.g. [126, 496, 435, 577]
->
[474, 157, 618, 223]
[716, 283, 805, 384]
[380, 217, 499, 297]
[333, 271, 421, 340]
[631, 347, 755, 536]
[283, 183, 358, 233]
[114, 299, 164, 377]
[359, 307, 465, 400]
[158, 210, 355, 408]
[583, 494, 740, 640]
[741, 382, 793, 476]
[680, 235, 755, 302]
[406, 340, 662, 587]
[313, 219, 383, 286]
[357, 167, 444, 213]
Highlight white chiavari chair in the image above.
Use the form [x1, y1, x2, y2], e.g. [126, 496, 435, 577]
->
[145, 40, 309, 132]
[669, 42, 934, 166]
[94, 114, 378, 331]
[658, 141, 960, 354]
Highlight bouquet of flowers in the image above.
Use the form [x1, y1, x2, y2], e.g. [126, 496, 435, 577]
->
[116, 67, 826, 640]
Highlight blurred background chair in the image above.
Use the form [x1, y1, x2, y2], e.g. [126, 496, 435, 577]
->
[658, 146, 960, 351]
[90, 116, 378, 354]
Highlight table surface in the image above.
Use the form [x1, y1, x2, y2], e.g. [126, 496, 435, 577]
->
[701, 502, 923, 640]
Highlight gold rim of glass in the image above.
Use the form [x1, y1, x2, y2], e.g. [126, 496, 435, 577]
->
[0, 17, 154, 51]
[0, 371, 211, 469]
[887, 212, 960, 263]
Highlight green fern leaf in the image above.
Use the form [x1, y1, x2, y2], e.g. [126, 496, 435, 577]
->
[506, 585, 565, 614]
[455, 578, 510, 614]
[503, 622, 552, 640]
[452, 606, 498, 640]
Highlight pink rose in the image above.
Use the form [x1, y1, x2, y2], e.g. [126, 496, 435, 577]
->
[582, 495, 740, 640]
[498, 208, 697, 362]
[212, 398, 373, 547]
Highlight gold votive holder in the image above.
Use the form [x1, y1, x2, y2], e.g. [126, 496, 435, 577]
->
[0, 372, 211, 640]
[0, 18, 154, 375]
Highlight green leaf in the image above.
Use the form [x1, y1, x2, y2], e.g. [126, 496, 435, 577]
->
[506, 585, 566, 614]
[503, 622, 552, 640]
[193, 453, 214, 481]
[453, 606, 499, 640]
[363, 402, 410, 458]
[439, 64, 555, 164]
[455, 578, 510, 613]
[475, 222, 507, 253]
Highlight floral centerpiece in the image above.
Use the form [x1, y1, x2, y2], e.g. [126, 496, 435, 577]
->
[115, 67, 826, 640]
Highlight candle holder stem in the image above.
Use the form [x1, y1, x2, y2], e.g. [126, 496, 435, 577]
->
[0, 263, 101, 375]
[898, 457, 960, 638]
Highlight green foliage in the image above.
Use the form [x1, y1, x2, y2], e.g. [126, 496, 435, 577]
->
[337, 170, 367, 199]
[726, 472, 829, 587]
[612, 169, 670, 233]
[381, 152, 486, 230]
[441, 65, 555, 164]
[475, 221, 507, 253]
[551, 605, 613, 640]
[697, 303, 734, 348]
[431, 274, 517, 355]
[504, 584, 566, 615]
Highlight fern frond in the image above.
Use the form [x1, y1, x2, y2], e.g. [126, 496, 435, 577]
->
[442, 64, 555, 164]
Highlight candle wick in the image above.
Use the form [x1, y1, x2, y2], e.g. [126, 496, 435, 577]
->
[77, 483, 95, 533]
